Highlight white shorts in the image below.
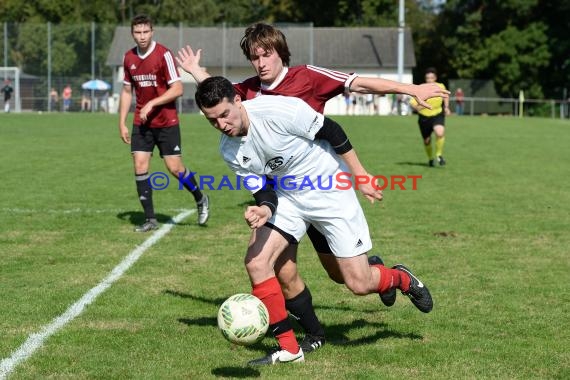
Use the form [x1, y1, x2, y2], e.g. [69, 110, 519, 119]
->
[269, 184, 372, 258]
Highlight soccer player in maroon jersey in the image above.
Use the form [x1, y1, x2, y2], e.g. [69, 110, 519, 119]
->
[177, 23, 444, 353]
[119, 14, 210, 232]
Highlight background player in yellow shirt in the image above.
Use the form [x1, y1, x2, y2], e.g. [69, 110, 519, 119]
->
[410, 67, 450, 166]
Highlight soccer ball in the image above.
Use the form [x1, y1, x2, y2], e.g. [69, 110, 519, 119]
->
[217, 293, 269, 346]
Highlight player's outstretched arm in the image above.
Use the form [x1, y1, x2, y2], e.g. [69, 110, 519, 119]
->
[349, 77, 449, 109]
[412, 83, 450, 110]
[176, 45, 211, 84]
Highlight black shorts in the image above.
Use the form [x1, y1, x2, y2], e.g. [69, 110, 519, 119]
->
[418, 112, 445, 139]
[131, 125, 182, 157]
[265, 223, 333, 254]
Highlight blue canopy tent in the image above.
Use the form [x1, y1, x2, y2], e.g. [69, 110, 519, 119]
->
[81, 80, 111, 112]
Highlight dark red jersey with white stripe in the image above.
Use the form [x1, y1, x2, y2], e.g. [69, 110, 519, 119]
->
[123, 41, 180, 128]
[234, 65, 355, 113]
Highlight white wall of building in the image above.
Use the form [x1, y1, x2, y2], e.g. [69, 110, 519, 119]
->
[323, 70, 414, 115]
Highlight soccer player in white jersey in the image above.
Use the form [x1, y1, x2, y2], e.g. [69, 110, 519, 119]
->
[195, 76, 433, 366]
[177, 23, 448, 354]
[119, 14, 210, 232]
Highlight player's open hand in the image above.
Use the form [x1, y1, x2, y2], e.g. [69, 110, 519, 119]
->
[119, 125, 130, 144]
[414, 83, 450, 109]
[176, 45, 202, 74]
[244, 205, 271, 229]
[358, 174, 383, 204]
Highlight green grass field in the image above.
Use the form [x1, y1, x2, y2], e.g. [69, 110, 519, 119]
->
[1, 113, 568, 379]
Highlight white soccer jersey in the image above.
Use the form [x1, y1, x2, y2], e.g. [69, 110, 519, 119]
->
[219, 95, 372, 258]
[220, 95, 339, 192]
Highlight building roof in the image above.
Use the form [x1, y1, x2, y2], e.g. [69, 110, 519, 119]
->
[106, 26, 416, 70]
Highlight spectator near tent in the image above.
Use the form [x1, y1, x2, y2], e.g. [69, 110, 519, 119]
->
[62, 84, 72, 112]
[81, 79, 111, 112]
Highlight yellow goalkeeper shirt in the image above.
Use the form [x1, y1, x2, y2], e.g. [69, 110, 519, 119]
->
[410, 82, 446, 117]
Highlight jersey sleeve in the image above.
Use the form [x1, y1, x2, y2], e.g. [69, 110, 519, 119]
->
[163, 50, 181, 85]
[306, 65, 353, 102]
[122, 54, 132, 86]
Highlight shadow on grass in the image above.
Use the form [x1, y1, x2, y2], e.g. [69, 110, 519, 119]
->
[169, 290, 423, 352]
[164, 289, 379, 314]
[322, 318, 423, 347]
[116, 211, 195, 227]
[211, 367, 261, 378]
[178, 316, 217, 327]
[164, 289, 227, 305]
[395, 161, 432, 167]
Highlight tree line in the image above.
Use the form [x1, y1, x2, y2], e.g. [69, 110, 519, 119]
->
[0, 0, 567, 99]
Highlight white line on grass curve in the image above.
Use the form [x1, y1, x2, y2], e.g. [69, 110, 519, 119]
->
[0, 209, 194, 380]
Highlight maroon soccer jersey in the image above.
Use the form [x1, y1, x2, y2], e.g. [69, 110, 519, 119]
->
[233, 65, 355, 113]
[123, 41, 180, 128]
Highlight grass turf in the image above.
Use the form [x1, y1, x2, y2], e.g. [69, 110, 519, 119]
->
[0, 113, 568, 379]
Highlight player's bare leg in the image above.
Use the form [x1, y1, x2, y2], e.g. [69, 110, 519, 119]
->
[317, 252, 343, 283]
[245, 226, 304, 365]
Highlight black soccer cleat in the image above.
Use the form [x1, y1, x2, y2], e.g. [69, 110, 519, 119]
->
[247, 347, 304, 366]
[300, 334, 325, 354]
[368, 255, 397, 307]
[437, 156, 446, 166]
[393, 264, 433, 313]
[428, 159, 435, 167]
[134, 219, 159, 232]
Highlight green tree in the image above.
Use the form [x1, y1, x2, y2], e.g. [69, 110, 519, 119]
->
[538, 0, 570, 99]
[429, 0, 552, 98]
[1, 0, 566, 100]
[126, 0, 221, 26]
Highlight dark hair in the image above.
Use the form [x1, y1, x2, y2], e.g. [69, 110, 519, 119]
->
[425, 67, 438, 76]
[240, 23, 291, 66]
[131, 14, 153, 32]
[195, 76, 236, 109]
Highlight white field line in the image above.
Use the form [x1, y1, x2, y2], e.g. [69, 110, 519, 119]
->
[1, 208, 190, 214]
[0, 209, 194, 380]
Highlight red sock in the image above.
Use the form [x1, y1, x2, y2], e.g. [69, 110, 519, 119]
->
[252, 277, 299, 354]
[372, 265, 411, 293]
[275, 330, 298, 354]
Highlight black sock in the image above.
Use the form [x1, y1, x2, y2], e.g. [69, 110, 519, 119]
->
[135, 173, 155, 220]
[179, 168, 203, 203]
[285, 286, 325, 338]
